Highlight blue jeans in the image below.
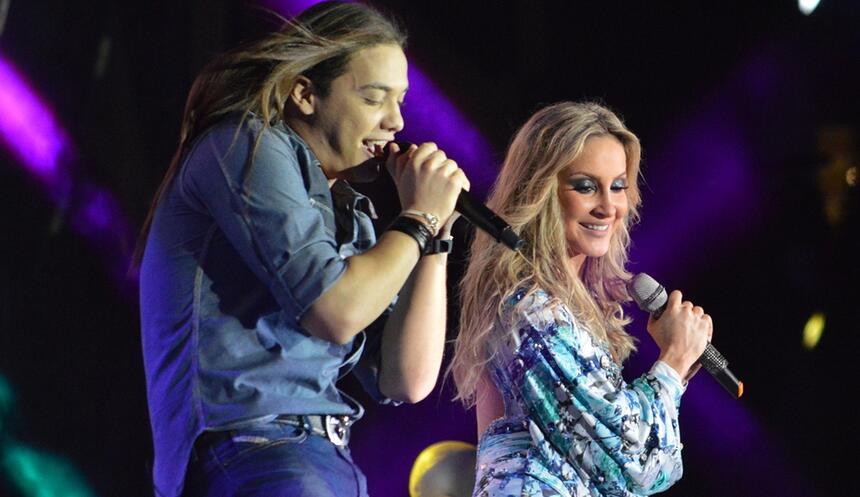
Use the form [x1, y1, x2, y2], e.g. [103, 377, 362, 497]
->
[183, 420, 369, 497]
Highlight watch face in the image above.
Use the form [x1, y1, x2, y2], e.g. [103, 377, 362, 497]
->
[425, 237, 454, 255]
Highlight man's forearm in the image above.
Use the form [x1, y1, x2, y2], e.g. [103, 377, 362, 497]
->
[378, 252, 448, 403]
[300, 230, 421, 344]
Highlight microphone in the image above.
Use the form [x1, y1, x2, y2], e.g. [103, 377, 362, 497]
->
[628, 273, 744, 399]
[380, 141, 524, 251]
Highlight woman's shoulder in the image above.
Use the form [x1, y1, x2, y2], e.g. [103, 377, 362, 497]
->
[503, 287, 551, 310]
[499, 289, 613, 369]
[501, 288, 575, 334]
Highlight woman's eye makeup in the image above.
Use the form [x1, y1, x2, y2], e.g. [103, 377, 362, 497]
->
[569, 178, 598, 192]
[610, 179, 629, 191]
[567, 177, 629, 193]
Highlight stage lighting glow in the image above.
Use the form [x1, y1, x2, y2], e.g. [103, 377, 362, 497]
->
[0, 54, 136, 296]
[802, 312, 825, 349]
[798, 0, 821, 15]
[400, 67, 497, 191]
[0, 55, 68, 180]
[409, 441, 476, 497]
[2, 445, 97, 497]
[0, 375, 13, 432]
[1, 376, 97, 497]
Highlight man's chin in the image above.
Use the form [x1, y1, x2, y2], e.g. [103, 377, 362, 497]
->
[341, 158, 382, 183]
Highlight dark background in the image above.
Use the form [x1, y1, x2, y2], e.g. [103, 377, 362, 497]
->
[1, 1, 858, 496]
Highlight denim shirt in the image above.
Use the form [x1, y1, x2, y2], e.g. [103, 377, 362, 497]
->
[140, 117, 389, 497]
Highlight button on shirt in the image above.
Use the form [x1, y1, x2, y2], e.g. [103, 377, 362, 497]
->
[140, 117, 389, 497]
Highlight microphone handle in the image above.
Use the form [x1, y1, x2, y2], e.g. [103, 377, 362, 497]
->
[699, 343, 744, 399]
[455, 191, 523, 251]
[654, 299, 743, 399]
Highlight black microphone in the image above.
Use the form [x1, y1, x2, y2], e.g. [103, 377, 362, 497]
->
[628, 273, 744, 399]
[380, 141, 523, 251]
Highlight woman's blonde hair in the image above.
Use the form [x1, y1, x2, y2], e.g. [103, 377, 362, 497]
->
[450, 101, 643, 407]
[134, 1, 405, 264]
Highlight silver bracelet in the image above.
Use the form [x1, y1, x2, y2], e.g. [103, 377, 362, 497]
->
[400, 209, 439, 237]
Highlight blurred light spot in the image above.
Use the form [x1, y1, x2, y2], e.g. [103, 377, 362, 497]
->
[2, 445, 97, 497]
[802, 312, 825, 349]
[0, 375, 13, 432]
[79, 188, 114, 232]
[798, 0, 821, 15]
[93, 36, 112, 80]
[259, 0, 320, 16]
[0, 55, 69, 180]
[409, 440, 476, 497]
[847, 166, 857, 187]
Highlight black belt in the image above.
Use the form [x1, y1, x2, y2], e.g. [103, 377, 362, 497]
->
[196, 414, 356, 451]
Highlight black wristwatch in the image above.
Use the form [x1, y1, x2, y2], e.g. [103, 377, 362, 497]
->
[388, 216, 432, 254]
[424, 236, 453, 255]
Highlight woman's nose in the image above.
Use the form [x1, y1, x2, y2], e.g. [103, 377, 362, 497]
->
[592, 190, 617, 218]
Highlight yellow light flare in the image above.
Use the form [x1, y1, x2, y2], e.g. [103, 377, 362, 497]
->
[803, 312, 826, 349]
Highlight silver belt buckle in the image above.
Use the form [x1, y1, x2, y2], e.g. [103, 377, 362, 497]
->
[324, 415, 351, 447]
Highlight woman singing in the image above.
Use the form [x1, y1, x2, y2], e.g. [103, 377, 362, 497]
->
[450, 102, 712, 496]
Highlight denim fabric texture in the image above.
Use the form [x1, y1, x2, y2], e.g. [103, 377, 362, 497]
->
[140, 116, 389, 497]
[184, 420, 368, 497]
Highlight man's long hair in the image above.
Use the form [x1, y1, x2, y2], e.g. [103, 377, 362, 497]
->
[133, 1, 405, 265]
[449, 101, 643, 407]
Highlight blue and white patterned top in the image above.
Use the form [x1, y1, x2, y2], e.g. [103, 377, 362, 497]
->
[474, 290, 686, 497]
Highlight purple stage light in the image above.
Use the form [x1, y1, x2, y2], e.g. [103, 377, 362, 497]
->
[66, 182, 138, 298]
[71, 184, 134, 249]
[399, 67, 497, 192]
[260, 0, 320, 16]
[77, 187, 117, 235]
[0, 53, 137, 297]
[0, 55, 69, 182]
[631, 104, 757, 273]
[629, 47, 793, 282]
[625, 49, 820, 495]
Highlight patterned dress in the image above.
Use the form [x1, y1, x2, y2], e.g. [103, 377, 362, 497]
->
[474, 290, 686, 497]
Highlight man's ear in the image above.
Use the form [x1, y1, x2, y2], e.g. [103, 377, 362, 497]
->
[286, 75, 316, 116]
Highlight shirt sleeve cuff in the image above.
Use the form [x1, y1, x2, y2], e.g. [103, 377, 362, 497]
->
[651, 361, 687, 397]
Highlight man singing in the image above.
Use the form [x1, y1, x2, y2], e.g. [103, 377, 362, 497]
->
[136, 2, 469, 496]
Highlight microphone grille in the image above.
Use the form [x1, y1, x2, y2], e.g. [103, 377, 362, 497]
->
[628, 273, 668, 313]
